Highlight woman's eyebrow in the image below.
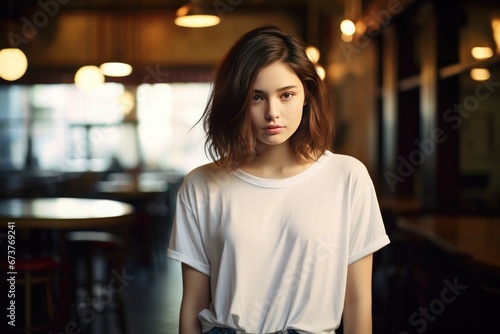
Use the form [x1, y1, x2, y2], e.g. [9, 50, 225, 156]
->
[253, 85, 299, 94]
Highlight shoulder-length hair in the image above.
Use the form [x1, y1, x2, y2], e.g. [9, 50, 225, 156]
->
[202, 25, 334, 170]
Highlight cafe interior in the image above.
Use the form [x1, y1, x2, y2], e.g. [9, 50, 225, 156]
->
[0, 0, 499, 333]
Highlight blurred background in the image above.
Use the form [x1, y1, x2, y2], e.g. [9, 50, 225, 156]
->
[0, 0, 499, 333]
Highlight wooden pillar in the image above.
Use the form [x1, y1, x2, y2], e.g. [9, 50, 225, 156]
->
[380, 26, 398, 196]
[418, 1, 461, 212]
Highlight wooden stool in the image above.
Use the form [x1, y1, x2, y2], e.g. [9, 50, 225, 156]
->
[2, 257, 59, 333]
[67, 231, 128, 334]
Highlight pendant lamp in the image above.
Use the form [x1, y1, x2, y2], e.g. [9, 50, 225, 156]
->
[175, 0, 220, 28]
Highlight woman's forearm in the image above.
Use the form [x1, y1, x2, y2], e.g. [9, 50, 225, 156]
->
[342, 299, 372, 334]
[179, 303, 203, 334]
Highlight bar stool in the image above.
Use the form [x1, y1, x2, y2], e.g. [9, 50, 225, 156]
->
[67, 231, 128, 334]
[2, 257, 59, 334]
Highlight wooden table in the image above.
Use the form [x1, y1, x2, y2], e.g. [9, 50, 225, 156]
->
[397, 215, 500, 268]
[0, 197, 134, 328]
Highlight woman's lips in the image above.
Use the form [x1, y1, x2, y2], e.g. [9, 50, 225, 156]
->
[264, 125, 284, 134]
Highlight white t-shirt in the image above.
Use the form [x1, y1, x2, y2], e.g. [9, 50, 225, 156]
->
[167, 151, 390, 333]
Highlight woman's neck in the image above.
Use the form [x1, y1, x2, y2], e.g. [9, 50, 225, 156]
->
[241, 143, 313, 179]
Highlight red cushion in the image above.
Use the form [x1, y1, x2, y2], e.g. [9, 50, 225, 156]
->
[1, 258, 59, 272]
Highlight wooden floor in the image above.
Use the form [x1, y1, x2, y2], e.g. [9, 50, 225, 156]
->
[124, 259, 182, 334]
[83, 257, 182, 334]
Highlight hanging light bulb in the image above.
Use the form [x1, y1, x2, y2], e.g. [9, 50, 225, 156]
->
[470, 68, 490, 81]
[175, 2, 220, 28]
[0, 48, 28, 81]
[471, 46, 493, 60]
[100, 62, 133, 77]
[340, 19, 356, 36]
[99, 14, 133, 77]
[74, 65, 105, 92]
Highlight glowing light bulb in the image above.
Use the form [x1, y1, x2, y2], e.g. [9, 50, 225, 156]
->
[0, 48, 28, 81]
[340, 19, 356, 36]
[74, 65, 105, 92]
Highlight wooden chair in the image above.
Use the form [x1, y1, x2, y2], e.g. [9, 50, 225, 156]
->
[2, 257, 59, 333]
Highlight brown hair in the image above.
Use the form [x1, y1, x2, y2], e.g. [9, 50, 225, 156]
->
[202, 25, 334, 170]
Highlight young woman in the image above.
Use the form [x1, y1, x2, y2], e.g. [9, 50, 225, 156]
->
[167, 25, 390, 334]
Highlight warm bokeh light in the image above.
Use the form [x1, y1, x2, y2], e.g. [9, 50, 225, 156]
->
[340, 19, 356, 36]
[174, 4, 220, 28]
[74, 65, 105, 92]
[100, 62, 133, 77]
[471, 46, 494, 60]
[117, 90, 135, 115]
[0, 48, 28, 81]
[174, 15, 220, 28]
[341, 33, 354, 42]
[470, 68, 490, 81]
[492, 19, 500, 54]
[316, 65, 326, 80]
[306, 46, 320, 63]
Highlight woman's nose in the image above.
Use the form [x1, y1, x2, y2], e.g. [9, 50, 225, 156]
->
[265, 99, 280, 120]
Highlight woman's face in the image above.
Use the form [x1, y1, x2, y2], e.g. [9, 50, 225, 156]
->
[250, 61, 305, 148]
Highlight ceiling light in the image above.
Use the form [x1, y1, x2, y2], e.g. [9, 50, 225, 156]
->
[100, 62, 133, 77]
[470, 68, 490, 81]
[340, 19, 356, 36]
[471, 46, 494, 60]
[74, 65, 105, 92]
[175, 2, 220, 28]
[0, 48, 28, 81]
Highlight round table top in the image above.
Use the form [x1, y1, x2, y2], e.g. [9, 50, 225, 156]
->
[0, 197, 134, 229]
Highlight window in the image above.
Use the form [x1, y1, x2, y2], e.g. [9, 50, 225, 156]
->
[0, 82, 212, 175]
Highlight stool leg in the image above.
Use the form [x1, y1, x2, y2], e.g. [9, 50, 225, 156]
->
[116, 295, 128, 334]
[86, 253, 94, 334]
[113, 255, 128, 334]
[46, 277, 55, 327]
[86, 253, 93, 300]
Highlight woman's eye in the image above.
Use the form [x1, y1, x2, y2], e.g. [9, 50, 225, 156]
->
[282, 92, 293, 99]
[253, 95, 263, 101]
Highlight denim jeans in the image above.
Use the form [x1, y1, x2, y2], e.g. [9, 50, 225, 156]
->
[205, 328, 300, 334]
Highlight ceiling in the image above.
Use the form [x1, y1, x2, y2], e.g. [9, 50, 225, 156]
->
[0, 0, 344, 18]
[0, 0, 349, 84]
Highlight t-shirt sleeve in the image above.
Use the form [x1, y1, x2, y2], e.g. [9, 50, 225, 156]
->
[348, 166, 390, 265]
[167, 195, 211, 276]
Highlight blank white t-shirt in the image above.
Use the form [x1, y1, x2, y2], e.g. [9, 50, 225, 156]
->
[167, 151, 390, 333]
